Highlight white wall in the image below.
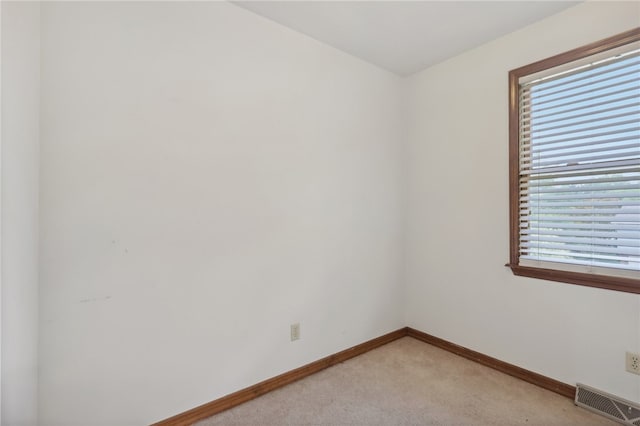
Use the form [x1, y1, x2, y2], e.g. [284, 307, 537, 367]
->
[38, 2, 404, 424]
[1, 2, 41, 425]
[405, 0, 640, 403]
[7, 2, 639, 425]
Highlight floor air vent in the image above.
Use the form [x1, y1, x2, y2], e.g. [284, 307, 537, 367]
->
[576, 383, 640, 425]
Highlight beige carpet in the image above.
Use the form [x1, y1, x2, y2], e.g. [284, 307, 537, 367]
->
[197, 337, 614, 425]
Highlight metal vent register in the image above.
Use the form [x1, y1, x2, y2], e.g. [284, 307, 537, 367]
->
[576, 384, 640, 425]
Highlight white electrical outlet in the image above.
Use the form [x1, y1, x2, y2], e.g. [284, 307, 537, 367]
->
[290, 323, 300, 341]
[626, 352, 640, 375]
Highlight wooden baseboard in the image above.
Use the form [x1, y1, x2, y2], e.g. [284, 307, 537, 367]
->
[406, 327, 576, 399]
[152, 328, 408, 426]
[154, 326, 576, 425]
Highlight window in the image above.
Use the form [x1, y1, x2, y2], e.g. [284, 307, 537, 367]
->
[508, 28, 640, 294]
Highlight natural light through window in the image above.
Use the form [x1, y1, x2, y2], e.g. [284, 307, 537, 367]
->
[508, 28, 640, 293]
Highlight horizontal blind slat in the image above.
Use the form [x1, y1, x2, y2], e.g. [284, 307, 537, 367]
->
[522, 151, 640, 168]
[522, 51, 640, 92]
[522, 108, 640, 135]
[520, 93, 638, 121]
[522, 86, 639, 116]
[522, 229, 639, 238]
[520, 249, 639, 263]
[521, 242, 640, 256]
[521, 201, 640, 208]
[521, 124, 640, 147]
[521, 62, 640, 102]
[522, 216, 640, 223]
[525, 77, 640, 110]
[520, 158, 640, 176]
[521, 134, 639, 156]
[520, 255, 640, 271]
[519, 174, 640, 187]
[520, 222, 639, 231]
[524, 118, 640, 144]
[525, 142, 640, 163]
[521, 100, 640, 128]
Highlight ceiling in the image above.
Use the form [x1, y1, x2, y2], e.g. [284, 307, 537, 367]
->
[233, 1, 580, 76]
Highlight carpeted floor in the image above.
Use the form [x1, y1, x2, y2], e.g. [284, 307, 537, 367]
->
[197, 337, 615, 425]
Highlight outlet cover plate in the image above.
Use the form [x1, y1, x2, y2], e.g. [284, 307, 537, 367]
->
[290, 323, 300, 341]
[625, 352, 640, 375]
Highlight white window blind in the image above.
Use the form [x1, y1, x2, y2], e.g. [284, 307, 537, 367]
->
[518, 47, 640, 276]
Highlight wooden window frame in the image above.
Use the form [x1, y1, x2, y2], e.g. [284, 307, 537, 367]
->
[508, 27, 640, 294]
